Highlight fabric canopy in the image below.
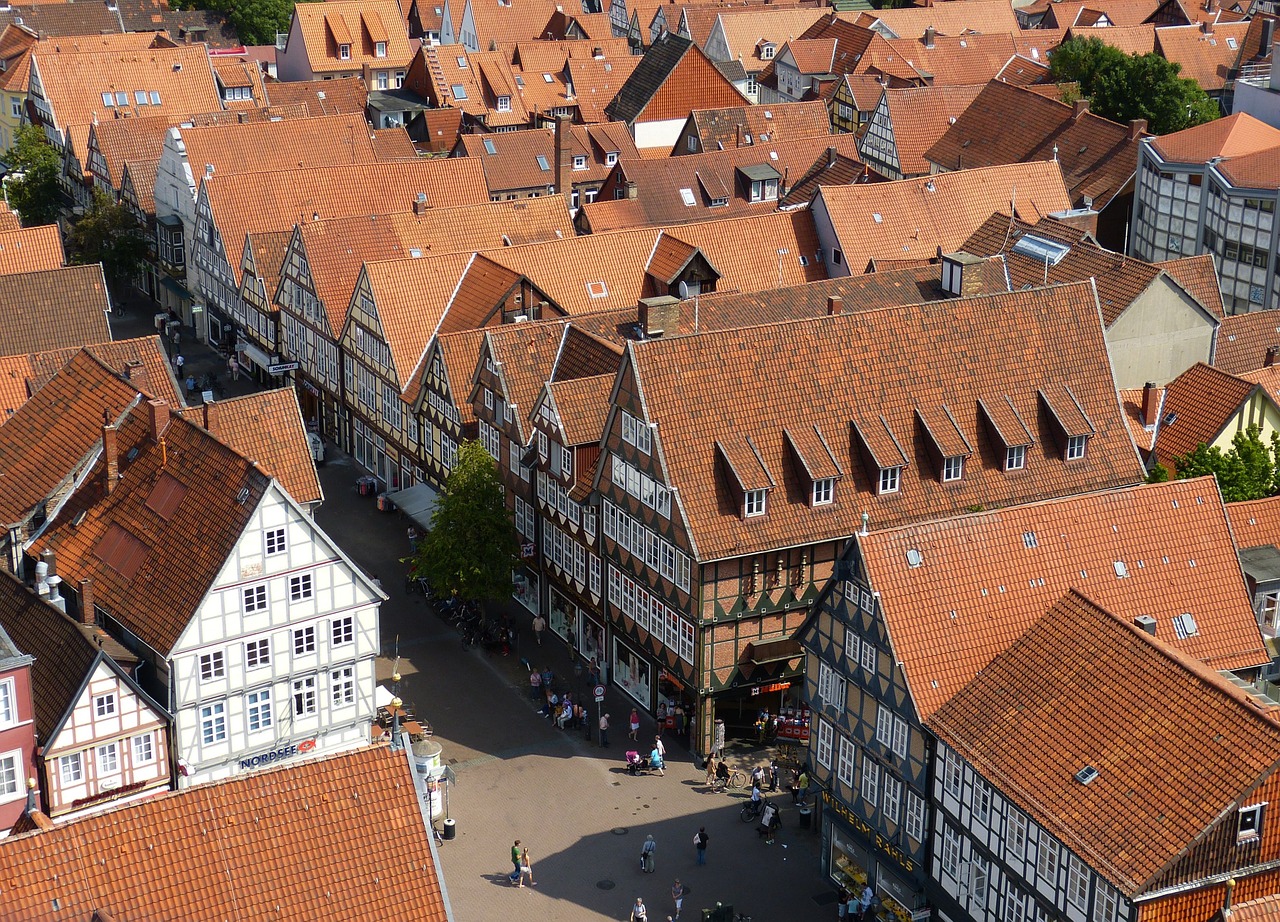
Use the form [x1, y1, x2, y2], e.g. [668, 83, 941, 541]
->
[386, 482, 439, 531]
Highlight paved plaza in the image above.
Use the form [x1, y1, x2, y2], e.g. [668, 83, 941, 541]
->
[316, 451, 841, 922]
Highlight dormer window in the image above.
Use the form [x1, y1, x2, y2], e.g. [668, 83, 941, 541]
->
[1239, 804, 1266, 843]
[339, 43, 351, 60]
[745, 489, 767, 517]
[878, 467, 901, 495]
[606, 151, 619, 166]
[812, 478, 834, 506]
[1005, 445, 1026, 472]
[572, 155, 587, 170]
[942, 456, 963, 482]
[375, 41, 387, 57]
[761, 43, 776, 59]
[750, 178, 778, 202]
[1066, 434, 1087, 461]
[496, 95, 511, 112]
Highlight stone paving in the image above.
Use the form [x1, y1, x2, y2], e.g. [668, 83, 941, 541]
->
[314, 450, 843, 922]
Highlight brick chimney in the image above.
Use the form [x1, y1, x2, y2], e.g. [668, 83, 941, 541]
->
[412, 192, 429, 215]
[1201, 18, 1213, 35]
[637, 296, 680, 337]
[625, 180, 638, 200]
[1142, 381, 1160, 425]
[103, 424, 119, 495]
[1266, 346, 1277, 368]
[147, 399, 169, 442]
[827, 295, 843, 315]
[78, 578, 96, 626]
[924, 25, 935, 48]
[1073, 98, 1090, 119]
[827, 146, 838, 168]
[554, 115, 572, 200]
[1127, 118, 1147, 140]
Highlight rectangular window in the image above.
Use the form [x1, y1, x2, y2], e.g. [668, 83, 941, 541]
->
[818, 661, 846, 712]
[882, 776, 902, 824]
[1037, 835, 1060, 886]
[339, 43, 351, 60]
[1005, 445, 1026, 471]
[199, 651, 225, 681]
[1067, 854, 1090, 910]
[247, 689, 272, 731]
[1094, 884, 1119, 922]
[844, 627, 860, 662]
[133, 732, 155, 764]
[332, 666, 356, 707]
[943, 747, 963, 797]
[860, 641, 877, 676]
[744, 489, 767, 517]
[245, 638, 270, 668]
[289, 573, 314, 601]
[878, 466, 900, 495]
[941, 824, 962, 878]
[265, 527, 287, 555]
[942, 456, 963, 482]
[1066, 434, 1087, 460]
[891, 716, 909, 759]
[971, 857, 990, 911]
[59, 753, 83, 784]
[496, 96, 511, 112]
[97, 742, 119, 774]
[816, 717, 833, 768]
[292, 676, 317, 716]
[812, 478, 834, 506]
[837, 736, 856, 787]
[905, 791, 926, 844]
[375, 40, 387, 56]
[875, 704, 894, 748]
[200, 702, 227, 744]
[1009, 809, 1028, 860]
[94, 693, 116, 717]
[972, 779, 992, 824]
[1239, 803, 1266, 842]
[0, 679, 12, 726]
[861, 756, 880, 807]
[332, 615, 354, 646]
[293, 626, 316, 655]
[243, 584, 268, 612]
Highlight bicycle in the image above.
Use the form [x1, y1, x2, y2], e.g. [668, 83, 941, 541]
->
[712, 768, 746, 792]
[740, 798, 765, 823]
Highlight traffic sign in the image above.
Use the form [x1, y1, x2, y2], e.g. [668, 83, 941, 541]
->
[593, 684, 606, 702]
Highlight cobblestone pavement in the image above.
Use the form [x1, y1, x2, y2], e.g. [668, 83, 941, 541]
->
[315, 450, 842, 922]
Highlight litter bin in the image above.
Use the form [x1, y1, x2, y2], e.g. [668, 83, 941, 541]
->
[442, 818, 456, 840]
[799, 805, 812, 829]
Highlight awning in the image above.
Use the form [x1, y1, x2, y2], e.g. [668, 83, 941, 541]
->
[386, 482, 439, 531]
[160, 275, 192, 300]
[746, 637, 803, 665]
[236, 341, 272, 373]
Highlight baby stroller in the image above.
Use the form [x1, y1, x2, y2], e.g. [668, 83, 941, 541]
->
[626, 750, 661, 775]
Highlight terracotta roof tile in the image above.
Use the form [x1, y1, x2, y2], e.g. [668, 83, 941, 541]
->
[121, 158, 159, 215]
[778, 145, 881, 208]
[1155, 21, 1251, 91]
[925, 79, 1144, 210]
[565, 56, 642, 123]
[1117, 386, 1160, 450]
[182, 388, 323, 507]
[211, 55, 267, 108]
[1066, 23, 1158, 55]
[464, 0, 562, 49]
[1150, 111, 1280, 164]
[683, 100, 832, 154]
[177, 112, 382, 181]
[30, 403, 271, 653]
[1223, 893, 1280, 922]
[993, 52, 1052, 85]
[508, 38, 632, 71]
[699, 6, 828, 65]
[0, 223, 62, 275]
[417, 105, 464, 154]
[458, 122, 639, 194]
[629, 280, 1142, 562]
[819, 162, 1073, 271]
[264, 74, 369, 113]
[1041, 0, 1163, 27]
[0, 265, 111, 356]
[1214, 310, 1280, 375]
[867, 476, 1267, 725]
[1216, 144, 1280, 190]
[371, 126, 417, 159]
[3, 335, 182, 417]
[547, 372, 613, 446]
[883, 31, 1035, 87]
[1225, 492, 1280, 553]
[0, 7, 124, 40]
[1156, 253, 1224, 318]
[1152, 362, 1262, 467]
[606, 32, 746, 126]
[428, 326, 490, 425]
[291, 0, 415, 73]
[925, 588, 1279, 895]
[846, 0, 1021, 38]
[861, 84, 982, 176]
[0, 746, 448, 921]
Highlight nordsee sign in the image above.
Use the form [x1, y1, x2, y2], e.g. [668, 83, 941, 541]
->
[239, 738, 315, 770]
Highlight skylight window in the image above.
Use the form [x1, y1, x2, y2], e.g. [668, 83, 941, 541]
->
[1012, 233, 1071, 266]
[679, 188, 696, 206]
[586, 280, 608, 298]
[150, 91, 161, 105]
[1227, 36, 1238, 49]
[115, 91, 128, 106]
[134, 90, 147, 105]
[102, 92, 115, 107]
[543, 73, 554, 83]
[457, 56, 468, 68]
[536, 154, 550, 171]
[482, 138, 497, 155]
[515, 74, 525, 87]
[451, 84, 468, 100]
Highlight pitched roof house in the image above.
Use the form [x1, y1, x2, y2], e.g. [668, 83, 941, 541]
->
[0, 224, 63, 276]
[1148, 361, 1280, 470]
[671, 100, 832, 156]
[1214, 310, 1280, 374]
[277, 0, 414, 82]
[857, 84, 982, 180]
[845, 0, 1022, 39]
[0, 599, 34, 833]
[0, 265, 112, 356]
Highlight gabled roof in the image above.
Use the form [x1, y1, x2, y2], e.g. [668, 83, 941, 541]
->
[818, 161, 1073, 272]
[846, 0, 1021, 39]
[779, 143, 880, 207]
[565, 55, 642, 123]
[1065, 23, 1158, 55]
[89, 115, 186, 191]
[1214, 310, 1280, 375]
[263, 74, 369, 114]
[682, 100, 831, 154]
[0, 265, 111, 356]
[1225, 493, 1280, 553]
[241, 229, 294, 307]
[182, 389, 323, 508]
[0, 747, 449, 921]
[29, 403, 270, 654]
[1152, 361, 1263, 467]
[1155, 21, 1251, 91]
[606, 31, 744, 125]
[290, 0, 415, 73]
[1150, 111, 1280, 164]
[0, 224, 62, 276]
[176, 112, 383, 183]
[866, 476, 1267, 723]
[463, 0, 562, 50]
[926, 589, 1280, 896]
[861, 84, 982, 177]
[1155, 254, 1223, 318]
[626, 279, 1142, 562]
[925, 80, 1144, 210]
[546, 372, 613, 446]
[458, 122, 638, 193]
[1039, 0, 1166, 28]
[211, 55, 267, 107]
[704, 5, 828, 64]
[121, 158, 159, 215]
[882, 31, 1046, 87]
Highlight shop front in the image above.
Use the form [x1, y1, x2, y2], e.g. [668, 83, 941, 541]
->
[823, 793, 930, 922]
[513, 567, 540, 615]
[579, 610, 606, 679]
[655, 669, 693, 739]
[549, 586, 579, 646]
[611, 636, 652, 709]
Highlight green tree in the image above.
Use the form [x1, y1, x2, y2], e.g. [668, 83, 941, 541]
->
[1171, 425, 1280, 502]
[411, 440, 519, 607]
[66, 189, 148, 293]
[170, 0, 322, 47]
[2, 125, 62, 227]
[1048, 36, 1219, 134]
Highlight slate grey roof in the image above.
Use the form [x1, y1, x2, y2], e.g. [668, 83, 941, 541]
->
[605, 31, 693, 125]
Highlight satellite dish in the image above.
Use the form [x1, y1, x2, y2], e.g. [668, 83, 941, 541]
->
[677, 280, 689, 299]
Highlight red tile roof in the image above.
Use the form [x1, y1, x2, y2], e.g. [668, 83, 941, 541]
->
[263, 74, 369, 113]
[0, 223, 63, 275]
[627, 280, 1143, 562]
[862, 84, 982, 177]
[1066, 23, 1158, 55]
[1150, 111, 1280, 164]
[1155, 254, 1224, 318]
[1214, 311, 1280, 375]
[681, 100, 832, 154]
[457, 122, 638, 194]
[1155, 21, 1252, 91]
[1151, 362, 1262, 468]
[290, 0, 415, 73]
[846, 0, 1021, 38]
[1225, 493, 1280, 552]
[926, 588, 1280, 896]
[0, 265, 112, 356]
[0, 746, 449, 921]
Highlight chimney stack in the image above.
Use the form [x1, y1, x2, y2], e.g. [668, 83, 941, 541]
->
[554, 115, 572, 202]
[1127, 118, 1147, 140]
[1201, 18, 1213, 35]
[625, 180, 638, 200]
[827, 145, 837, 169]
[42, 549, 64, 612]
[147, 399, 169, 442]
[1134, 614, 1157, 635]
[103, 424, 119, 494]
[637, 296, 680, 337]
[1267, 346, 1278, 368]
[924, 25, 935, 48]
[412, 192, 428, 215]
[1142, 381, 1160, 424]
[827, 295, 843, 315]
[79, 578, 96, 626]
[1073, 98, 1090, 119]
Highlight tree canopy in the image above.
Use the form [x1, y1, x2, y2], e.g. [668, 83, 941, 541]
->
[1049, 36, 1219, 134]
[169, 0, 321, 48]
[3, 125, 62, 227]
[66, 189, 148, 292]
[1151, 425, 1280, 502]
[410, 440, 519, 607]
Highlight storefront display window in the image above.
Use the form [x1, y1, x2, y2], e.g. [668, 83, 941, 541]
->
[830, 825, 870, 892]
[549, 587, 578, 644]
[612, 638, 651, 708]
[513, 569, 539, 614]
[580, 614, 605, 675]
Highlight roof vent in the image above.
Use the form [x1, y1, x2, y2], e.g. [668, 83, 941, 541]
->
[905, 548, 923, 568]
[1134, 614, 1157, 635]
[173, 62, 183, 71]
[1074, 765, 1099, 785]
[236, 487, 250, 504]
[1011, 233, 1070, 266]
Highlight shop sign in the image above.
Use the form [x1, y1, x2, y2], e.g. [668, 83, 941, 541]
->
[660, 669, 685, 691]
[269, 361, 299, 374]
[301, 380, 321, 396]
[239, 738, 316, 770]
[751, 681, 792, 696]
[521, 542, 536, 559]
[823, 791, 916, 873]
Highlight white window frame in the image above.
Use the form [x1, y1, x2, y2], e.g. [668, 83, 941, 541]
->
[339, 43, 351, 60]
[882, 775, 902, 824]
[1066, 434, 1087, 460]
[972, 779, 992, 824]
[878, 466, 901, 495]
[247, 688, 273, 731]
[133, 732, 155, 764]
[860, 641, 877, 676]
[264, 527, 287, 556]
[1094, 883, 1119, 922]
[1036, 834, 1060, 886]
[875, 704, 894, 748]
[375, 40, 387, 57]
[1005, 444, 1027, 472]
[332, 615, 354, 647]
[972, 857, 990, 911]
[59, 752, 83, 784]
[0, 678, 13, 726]
[243, 584, 268, 613]
[860, 756, 880, 807]
[1066, 853, 1090, 910]
[943, 747, 963, 797]
[200, 702, 227, 744]
[816, 717, 833, 769]
[331, 666, 356, 707]
[293, 625, 316, 655]
[941, 823, 962, 878]
[744, 489, 767, 517]
[94, 693, 116, 718]
[942, 455, 963, 482]
[289, 573, 314, 602]
[1239, 803, 1266, 842]
[891, 715, 909, 759]
[96, 742, 119, 775]
[292, 676, 317, 716]
[812, 477, 834, 506]
[905, 791, 925, 844]
[837, 736, 856, 787]
[1009, 809, 1028, 860]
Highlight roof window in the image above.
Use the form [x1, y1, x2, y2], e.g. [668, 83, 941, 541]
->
[339, 43, 351, 60]
[586, 280, 608, 298]
[482, 138, 497, 155]
[536, 155, 550, 171]
[1012, 233, 1070, 266]
[543, 73, 554, 83]
[457, 55, 468, 67]
[679, 188, 695, 206]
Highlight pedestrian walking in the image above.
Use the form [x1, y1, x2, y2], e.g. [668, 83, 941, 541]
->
[185, 374, 196, 396]
[640, 834, 657, 873]
[837, 886, 851, 920]
[174, 354, 185, 375]
[649, 744, 665, 776]
[694, 826, 708, 865]
[628, 708, 640, 740]
[795, 769, 811, 806]
[510, 839, 522, 881]
[859, 883, 874, 919]
[599, 712, 610, 747]
[407, 525, 418, 552]
[769, 759, 780, 792]
[532, 613, 546, 645]
[228, 353, 240, 381]
[631, 897, 648, 922]
[704, 755, 717, 787]
[671, 878, 687, 920]
[170, 327, 180, 349]
[518, 847, 536, 888]
[654, 735, 666, 763]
